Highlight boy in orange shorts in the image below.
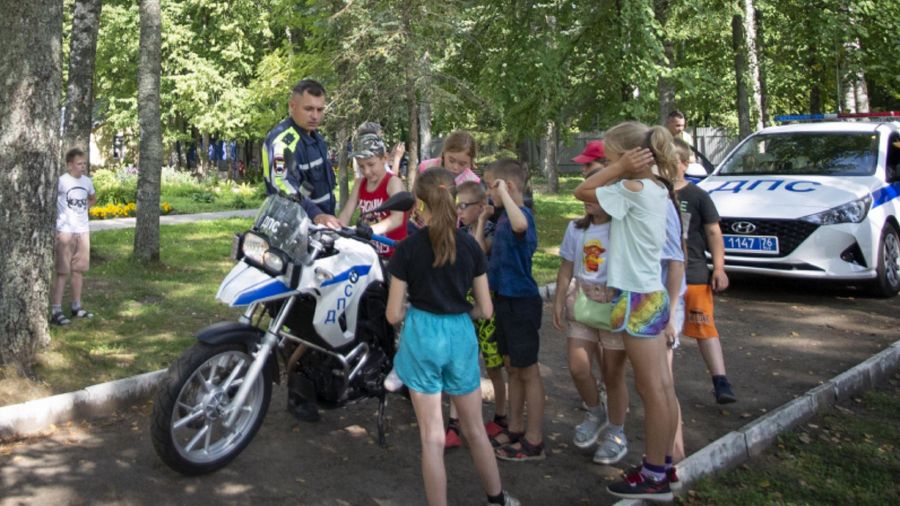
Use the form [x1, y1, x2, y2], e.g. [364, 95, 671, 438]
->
[673, 139, 736, 404]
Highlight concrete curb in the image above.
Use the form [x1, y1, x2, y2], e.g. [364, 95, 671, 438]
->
[612, 338, 900, 505]
[0, 370, 165, 439]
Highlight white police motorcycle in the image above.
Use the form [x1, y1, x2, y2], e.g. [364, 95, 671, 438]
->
[150, 191, 414, 475]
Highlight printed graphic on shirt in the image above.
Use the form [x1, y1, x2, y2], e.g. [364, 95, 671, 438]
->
[583, 239, 606, 273]
[66, 187, 90, 214]
[359, 198, 389, 254]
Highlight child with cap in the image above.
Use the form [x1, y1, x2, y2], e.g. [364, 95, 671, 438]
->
[572, 140, 609, 177]
[338, 133, 408, 257]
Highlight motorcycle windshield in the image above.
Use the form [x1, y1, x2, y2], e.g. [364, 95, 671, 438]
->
[252, 195, 311, 263]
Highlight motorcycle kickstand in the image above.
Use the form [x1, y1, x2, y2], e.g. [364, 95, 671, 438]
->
[377, 393, 388, 447]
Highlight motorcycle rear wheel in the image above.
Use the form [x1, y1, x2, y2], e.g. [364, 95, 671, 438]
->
[150, 343, 272, 475]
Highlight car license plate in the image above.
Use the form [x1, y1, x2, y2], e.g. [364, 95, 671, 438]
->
[723, 235, 779, 254]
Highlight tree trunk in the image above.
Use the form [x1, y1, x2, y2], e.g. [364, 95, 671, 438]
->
[842, 37, 870, 114]
[542, 121, 559, 193]
[732, 15, 751, 138]
[807, 40, 822, 114]
[0, 0, 63, 372]
[406, 78, 419, 186]
[402, 3, 419, 187]
[755, 8, 769, 126]
[419, 98, 432, 161]
[657, 40, 676, 126]
[742, 0, 763, 131]
[336, 125, 351, 208]
[654, 0, 675, 125]
[418, 51, 433, 161]
[62, 0, 102, 169]
[854, 77, 870, 113]
[134, 0, 162, 263]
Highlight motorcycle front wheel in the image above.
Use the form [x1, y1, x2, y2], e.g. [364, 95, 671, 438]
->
[150, 342, 272, 475]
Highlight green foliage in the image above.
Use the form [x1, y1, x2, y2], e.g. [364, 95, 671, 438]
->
[86, 0, 900, 165]
[91, 166, 264, 212]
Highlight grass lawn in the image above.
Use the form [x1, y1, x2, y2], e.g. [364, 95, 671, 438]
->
[1, 181, 586, 403]
[161, 192, 265, 215]
[27, 220, 251, 398]
[681, 376, 900, 505]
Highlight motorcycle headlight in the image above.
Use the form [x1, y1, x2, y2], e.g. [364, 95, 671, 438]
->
[262, 249, 286, 274]
[241, 232, 289, 275]
[241, 232, 268, 264]
[800, 195, 872, 225]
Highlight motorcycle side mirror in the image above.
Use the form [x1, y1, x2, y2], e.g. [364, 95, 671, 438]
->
[363, 191, 415, 216]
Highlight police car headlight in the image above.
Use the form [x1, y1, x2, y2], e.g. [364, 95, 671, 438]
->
[800, 195, 872, 225]
[241, 232, 268, 264]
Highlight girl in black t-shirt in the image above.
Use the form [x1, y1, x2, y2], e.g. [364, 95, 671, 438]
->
[386, 168, 519, 506]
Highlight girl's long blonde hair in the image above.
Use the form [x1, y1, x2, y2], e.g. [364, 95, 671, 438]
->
[414, 168, 457, 267]
[602, 121, 679, 184]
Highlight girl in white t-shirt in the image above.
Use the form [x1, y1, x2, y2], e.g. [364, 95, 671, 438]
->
[552, 175, 614, 452]
[573, 122, 681, 501]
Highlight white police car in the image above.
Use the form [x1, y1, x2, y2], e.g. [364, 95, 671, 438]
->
[699, 113, 900, 296]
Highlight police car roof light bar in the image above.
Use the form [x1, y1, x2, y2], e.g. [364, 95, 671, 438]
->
[774, 111, 899, 123]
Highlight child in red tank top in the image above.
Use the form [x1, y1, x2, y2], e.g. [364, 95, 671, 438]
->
[338, 133, 408, 257]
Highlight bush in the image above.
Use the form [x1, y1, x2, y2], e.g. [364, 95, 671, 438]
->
[93, 168, 137, 205]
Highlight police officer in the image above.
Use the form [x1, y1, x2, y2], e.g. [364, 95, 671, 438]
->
[262, 79, 340, 423]
[262, 78, 341, 229]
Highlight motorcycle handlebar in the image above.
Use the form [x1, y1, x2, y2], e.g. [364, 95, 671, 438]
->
[308, 224, 396, 248]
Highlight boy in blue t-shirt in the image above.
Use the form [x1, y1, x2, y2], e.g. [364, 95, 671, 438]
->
[483, 159, 546, 462]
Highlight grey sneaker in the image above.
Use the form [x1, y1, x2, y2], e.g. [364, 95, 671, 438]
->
[573, 407, 607, 449]
[593, 430, 628, 465]
[487, 491, 521, 506]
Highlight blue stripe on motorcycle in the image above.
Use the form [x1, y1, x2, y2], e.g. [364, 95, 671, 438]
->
[872, 182, 900, 208]
[233, 279, 291, 305]
[321, 265, 371, 287]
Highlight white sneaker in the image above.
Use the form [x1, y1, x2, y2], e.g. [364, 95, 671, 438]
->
[486, 491, 520, 506]
[573, 407, 607, 449]
[593, 430, 628, 465]
[383, 367, 403, 392]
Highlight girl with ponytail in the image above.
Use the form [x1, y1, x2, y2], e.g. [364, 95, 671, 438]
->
[573, 122, 681, 501]
[386, 168, 520, 506]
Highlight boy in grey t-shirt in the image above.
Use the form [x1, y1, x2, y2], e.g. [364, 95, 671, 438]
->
[51, 148, 97, 325]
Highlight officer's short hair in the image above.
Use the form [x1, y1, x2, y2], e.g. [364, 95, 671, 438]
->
[292, 79, 326, 98]
[667, 110, 685, 120]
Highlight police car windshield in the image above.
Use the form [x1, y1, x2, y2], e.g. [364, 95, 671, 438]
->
[718, 132, 878, 177]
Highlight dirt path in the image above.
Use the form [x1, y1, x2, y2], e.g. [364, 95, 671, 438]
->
[2, 278, 897, 505]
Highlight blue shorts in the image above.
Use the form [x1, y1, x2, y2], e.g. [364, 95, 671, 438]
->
[394, 306, 481, 396]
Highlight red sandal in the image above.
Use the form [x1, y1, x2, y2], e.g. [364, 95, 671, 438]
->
[489, 427, 523, 448]
[496, 437, 546, 462]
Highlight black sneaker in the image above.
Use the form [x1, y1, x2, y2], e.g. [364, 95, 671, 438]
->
[607, 467, 673, 502]
[713, 375, 737, 404]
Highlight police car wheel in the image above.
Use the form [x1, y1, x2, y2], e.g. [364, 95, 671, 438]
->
[872, 224, 900, 297]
